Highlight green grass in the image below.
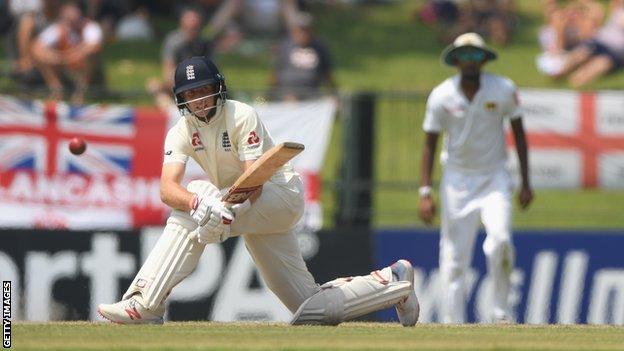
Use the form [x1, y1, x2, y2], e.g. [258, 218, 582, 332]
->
[13, 322, 624, 351]
[1, 1, 623, 229]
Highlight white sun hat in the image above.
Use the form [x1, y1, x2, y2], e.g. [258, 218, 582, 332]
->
[441, 32, 497, 66]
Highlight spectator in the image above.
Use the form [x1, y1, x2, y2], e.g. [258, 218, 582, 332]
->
[115, 6, 154, 41]
[416, 0, 516, 45]
[3, 0, 41, 73]
[207, 0, 300, 54]
[465, 0, 517, 46]
[173, 0, 222, 17]
[160, 5, 213, 89]
[553, 0, 624, 87]
[11, 0, 61, 88]
[537, 0, 604, 76]
[270, 13, 337, 101]
[415, 0, 468, 44]
[84, 0, 129, 42]
[31, 2, 104, 104]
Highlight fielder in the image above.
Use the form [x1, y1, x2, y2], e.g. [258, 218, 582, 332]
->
[418, 33, 533, 323]
[98, 56, 419, 326]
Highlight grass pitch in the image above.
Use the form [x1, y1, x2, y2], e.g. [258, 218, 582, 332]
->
[13, 322, 624, 351]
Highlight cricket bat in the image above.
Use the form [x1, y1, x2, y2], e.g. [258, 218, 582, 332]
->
[222, 142, 305, 204]
[192, 142, 304, 241]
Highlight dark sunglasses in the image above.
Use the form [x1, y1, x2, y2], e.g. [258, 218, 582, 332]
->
[455, 50, 486, 62]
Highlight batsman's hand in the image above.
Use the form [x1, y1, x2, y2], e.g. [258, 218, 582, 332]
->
[517, 185, 534, 210]
[197, 218, 232, 244]
[196, 206, 235, 244]
[418, 197, 436, 225]
[190, 196, 229, 226]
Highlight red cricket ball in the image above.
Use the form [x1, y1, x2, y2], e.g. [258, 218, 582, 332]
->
[69, 137, 87, 155]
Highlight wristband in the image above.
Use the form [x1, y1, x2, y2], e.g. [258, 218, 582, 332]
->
[189, 194, 199, 211]
[418, 186, 432, 198]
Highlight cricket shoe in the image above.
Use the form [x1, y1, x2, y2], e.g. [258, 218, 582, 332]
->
[97, 296, 164, 324]
[391, 259, 420, 326]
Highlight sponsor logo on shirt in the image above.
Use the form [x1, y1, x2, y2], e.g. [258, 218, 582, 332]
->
[247, 131, 260, 145]
[222, 131, 231, 151]
[485, 101, 498, 111]
[191, 132, 204, 151]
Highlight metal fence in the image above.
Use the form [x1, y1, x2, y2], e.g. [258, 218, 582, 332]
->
[322, 91, 429, 228]
[2, 85, 623, 230]
[319, 91, 624, 230]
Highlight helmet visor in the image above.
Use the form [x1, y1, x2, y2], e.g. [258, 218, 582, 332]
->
[176, 85, 225, 119]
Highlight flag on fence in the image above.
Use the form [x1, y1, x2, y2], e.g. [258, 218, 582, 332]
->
[0, 95, 168, 229]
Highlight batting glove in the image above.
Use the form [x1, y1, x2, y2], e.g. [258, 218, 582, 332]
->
[196, 210, 234, 244]
[194, 201, 250, 244]
[190, 195, 229, 226]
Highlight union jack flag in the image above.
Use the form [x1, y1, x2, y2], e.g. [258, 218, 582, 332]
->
[0, 95, 169, 229]
[0, 95, 135, 176]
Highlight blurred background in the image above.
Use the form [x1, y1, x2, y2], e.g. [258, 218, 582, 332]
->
[0, 0, 623, 325]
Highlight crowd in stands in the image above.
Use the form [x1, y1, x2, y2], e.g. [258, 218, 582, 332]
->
[2, 0, 133, 103]
[541, 0, 624, 87]
[3, 0, 624, 102]
[269, 12, 337, 101]
[147, 1, 335, 101]
[1, 0, 337, 104]
[417, 0, 624, 87]
[416, 0, 517, 45]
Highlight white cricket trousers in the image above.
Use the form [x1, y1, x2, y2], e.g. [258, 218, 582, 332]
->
[439, 166, 515, 323]
[231, 176, 320, 312]
[125, 175, 320, 313]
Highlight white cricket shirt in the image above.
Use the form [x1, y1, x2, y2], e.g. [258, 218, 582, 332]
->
[163, 99, 296, 189]
[423, 73, 522, 172]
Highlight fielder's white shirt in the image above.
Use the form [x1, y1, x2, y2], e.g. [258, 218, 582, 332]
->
[423, 72, 522, 172]
[163, 99, 296, 189]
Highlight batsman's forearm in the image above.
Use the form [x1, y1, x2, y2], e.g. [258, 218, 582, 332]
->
[160, 181, 195, 212]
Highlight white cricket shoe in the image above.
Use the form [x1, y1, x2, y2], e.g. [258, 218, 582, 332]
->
[391, 259, 420, 326]
[97, 296, 164, 324]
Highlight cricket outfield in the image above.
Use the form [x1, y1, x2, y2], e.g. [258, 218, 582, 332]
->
[13, 322, 624, 350]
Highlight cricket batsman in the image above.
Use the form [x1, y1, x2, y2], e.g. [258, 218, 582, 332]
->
[418, 33, 533, 323]
[98, 56, 419, 326]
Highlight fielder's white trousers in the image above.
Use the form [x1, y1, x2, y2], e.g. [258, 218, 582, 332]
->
[439, 166, 515, 323]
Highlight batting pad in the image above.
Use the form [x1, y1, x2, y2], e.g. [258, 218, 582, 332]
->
[291, 267, 412, 325]
[121, 181, 220, 310]
[123, 221, 204, 310]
